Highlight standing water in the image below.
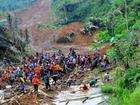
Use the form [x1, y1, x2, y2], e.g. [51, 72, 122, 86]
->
[52, 86, 108, 105]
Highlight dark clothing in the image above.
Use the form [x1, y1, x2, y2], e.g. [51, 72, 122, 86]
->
[90, 80, 97, 87]
[40, 69, 45, 78]
[44, 75, 50, 89]
[45, 83, 51, 89]
[44, 75, 50, 84]
[67, 81, 72, 87]
[34, 85, 38, 94]
[52, 75, 60, 83]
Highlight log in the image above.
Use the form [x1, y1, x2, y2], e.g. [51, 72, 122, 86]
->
[82, 97, 89, 103]
[97, 100, 105, 105]
[65, 100, 69, 105]
[38, 89, 55, 99]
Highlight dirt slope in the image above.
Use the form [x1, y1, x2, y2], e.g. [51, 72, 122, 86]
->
[14, 0, 56, 51]
[14, 0, 100, 54]
[15, 0, 52, 28]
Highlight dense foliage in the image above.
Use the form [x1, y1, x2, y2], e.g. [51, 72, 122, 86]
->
[52, 0, 140, 104]
[51, 0, 111, 25]
[91, 0, 140, 105]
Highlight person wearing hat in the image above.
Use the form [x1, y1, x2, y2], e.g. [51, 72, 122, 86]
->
[32, 74, 39, 95]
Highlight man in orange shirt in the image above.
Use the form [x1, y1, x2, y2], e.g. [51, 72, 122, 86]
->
[34, 66, 41, 75]
[3, 72, 10, 81]
[32, 74, 39, 95]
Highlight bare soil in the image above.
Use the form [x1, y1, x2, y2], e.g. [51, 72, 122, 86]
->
[13, 0, 101, 54]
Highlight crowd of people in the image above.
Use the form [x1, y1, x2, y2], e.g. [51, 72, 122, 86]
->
[0, 48, 110, 95]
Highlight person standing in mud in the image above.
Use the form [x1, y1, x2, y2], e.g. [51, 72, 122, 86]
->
[104, 72, 110, 82]
[52, 74, 61, 84]
[19, 76, 26, 93]
[67, 75, 73, 87]
[43, 74, 51, 91]
[9, 71, 15, 85]
[29, 69, 34, 83]
[32, 74, 39, 95]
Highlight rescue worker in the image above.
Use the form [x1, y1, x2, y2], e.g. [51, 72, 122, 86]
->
[52, 74, 61, 84]
[9, 71, 15, 85]
[32, 74, 39, 95]
[80, 83, 89, 92]
[43, 74, 51, 91]
[89, 79, 97, 87]
[104, 72, 110, 82]
[29, 70, 34, 83]
[19, 76, 26, 93]
[24, 66, 30, 79]
[67, 76, 73, 87]
[34, 66, 41, 76]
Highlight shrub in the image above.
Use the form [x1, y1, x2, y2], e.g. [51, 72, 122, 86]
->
[101, 84, 113, 94]
[123, 87, 140, 105]
[36, 22, 46, 29]
[123, 67, 140, 90]
[51, 0, 111, 25]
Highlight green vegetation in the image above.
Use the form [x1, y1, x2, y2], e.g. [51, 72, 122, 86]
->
[88, 0, 140, 104]
[50, 0, 140, 104]
[0, 0, 35, 61]
[123, 87, 140, 105]
[36, 22, 46, 29]
[0, 14, 30, 61]
[51, 0, 111, 25]
[56, 31, 75, 43]
[0, 0, 36, 12]
[101, 84, 113, 93]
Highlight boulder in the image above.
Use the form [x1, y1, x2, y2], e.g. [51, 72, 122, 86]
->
[56, 32, 75, 43]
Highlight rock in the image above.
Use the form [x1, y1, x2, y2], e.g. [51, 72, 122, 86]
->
[56, 31, 75, 43]
[6, 85, 12, 89]
[4, 92, 14, 99]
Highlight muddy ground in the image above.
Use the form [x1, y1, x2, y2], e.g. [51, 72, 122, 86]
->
[0, 66, 105, 105]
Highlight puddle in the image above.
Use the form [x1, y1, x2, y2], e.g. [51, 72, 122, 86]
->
[53, 86, 108, 105]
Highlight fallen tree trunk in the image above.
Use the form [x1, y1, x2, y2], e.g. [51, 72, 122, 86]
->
[38, 89, 55, 99]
